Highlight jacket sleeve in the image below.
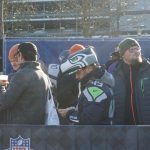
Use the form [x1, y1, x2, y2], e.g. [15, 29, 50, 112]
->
[0, 72, 28, 110]
[66, 108, 79, 124]
[77, 85, 111, 125]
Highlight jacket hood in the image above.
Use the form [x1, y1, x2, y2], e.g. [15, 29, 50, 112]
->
[80, 66, 115, 89]
[100, 70, 115, 87]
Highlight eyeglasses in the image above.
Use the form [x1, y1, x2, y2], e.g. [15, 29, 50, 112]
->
[128, 47, 141, 53]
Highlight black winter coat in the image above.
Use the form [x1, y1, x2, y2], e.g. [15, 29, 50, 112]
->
[112, 59, 150, 125]
[57, 72, 79, 108]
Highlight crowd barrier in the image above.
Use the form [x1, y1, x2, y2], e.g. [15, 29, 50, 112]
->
[0, 125, 149, 150]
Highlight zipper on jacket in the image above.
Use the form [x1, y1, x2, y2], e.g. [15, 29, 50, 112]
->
[129, 66, 136, 125]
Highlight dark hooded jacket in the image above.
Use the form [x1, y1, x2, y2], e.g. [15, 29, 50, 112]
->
[112, 59, 150, 125]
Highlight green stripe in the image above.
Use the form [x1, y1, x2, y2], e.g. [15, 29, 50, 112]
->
[140, 78, 148, 96]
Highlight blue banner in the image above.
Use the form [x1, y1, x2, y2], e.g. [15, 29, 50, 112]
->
[4, 37, 150, 74]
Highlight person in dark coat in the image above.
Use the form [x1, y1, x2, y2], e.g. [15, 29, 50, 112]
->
[112, 38, 150, 125]
[56, 44, 85, 124]
[57, 44, 85, 108]
[0, 42, 51, 124]
[58, 47, 115, 125]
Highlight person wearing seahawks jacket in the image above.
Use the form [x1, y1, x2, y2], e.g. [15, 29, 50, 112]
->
[58, 47, 115, 125]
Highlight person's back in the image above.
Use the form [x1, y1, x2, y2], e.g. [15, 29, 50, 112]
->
[57, 71, 79, 108]
[0, 42, 50, 124]
[5, 62, 48, 124]
[57, 44, 85, 108]
[56, 44, 85, 124]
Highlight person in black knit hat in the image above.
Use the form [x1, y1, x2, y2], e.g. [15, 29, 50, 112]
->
[17, 42, 38, 61]
[111, 37, 150, 125]
[118, 38, 141, 57]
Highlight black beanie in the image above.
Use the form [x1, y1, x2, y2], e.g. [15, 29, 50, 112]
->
[118, 38, 141, 56]
[18, 42, 38, 61]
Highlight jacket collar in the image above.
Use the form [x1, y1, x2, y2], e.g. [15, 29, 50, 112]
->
[80, 66, 105, 88]
[20, 61, 41, 70]
[115, 58, 150, 75]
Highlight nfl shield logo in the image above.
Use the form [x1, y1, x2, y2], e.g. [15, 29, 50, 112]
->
[10, 135, 30, 150]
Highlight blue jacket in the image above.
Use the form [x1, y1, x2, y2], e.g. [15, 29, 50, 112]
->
[67, 67, 115, 125]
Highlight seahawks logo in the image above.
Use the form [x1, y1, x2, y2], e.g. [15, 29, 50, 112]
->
[83, 86, 107, 103]
[70, 55, 84, 64]
[68, 54, 87, 71]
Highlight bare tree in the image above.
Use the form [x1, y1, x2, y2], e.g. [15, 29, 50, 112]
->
[3, 0, 130, 37]
[110, 0, 128, 36]
[73, 0, 111, 37]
